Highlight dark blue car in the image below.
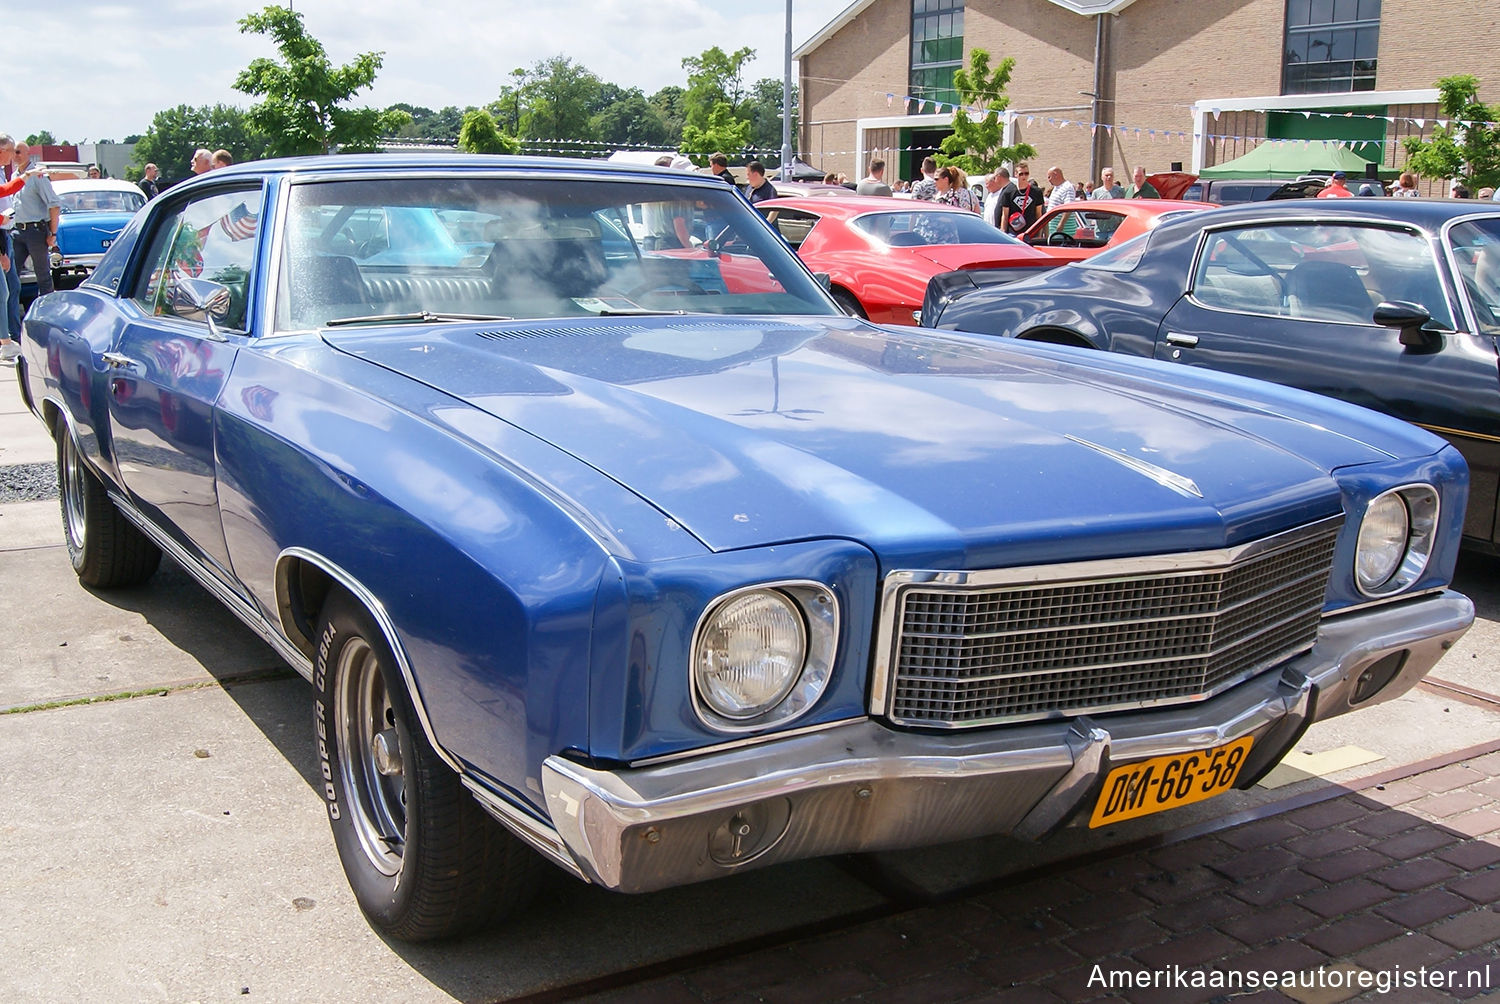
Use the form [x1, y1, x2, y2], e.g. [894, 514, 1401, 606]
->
[924, 199, 1500, 554]
[17, 156, 1474, 940]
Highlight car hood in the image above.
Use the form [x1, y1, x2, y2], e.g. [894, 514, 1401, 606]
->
[325, 317, 1407, 565]
[903, 243, 1050, 271]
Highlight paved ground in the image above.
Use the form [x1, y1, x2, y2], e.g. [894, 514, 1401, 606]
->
[584, 750, 1500, 1003]
[1, 367, 1496, 1002]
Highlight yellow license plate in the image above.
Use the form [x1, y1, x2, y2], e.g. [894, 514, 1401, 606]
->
[1089, 736, 1254, 828]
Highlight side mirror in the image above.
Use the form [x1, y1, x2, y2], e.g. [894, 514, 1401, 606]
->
[168, 275, 234, 338]
[814, 272, 832, 292]
[1372, 300, 1438, 348]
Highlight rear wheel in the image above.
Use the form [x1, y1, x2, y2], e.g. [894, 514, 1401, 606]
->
[831, 288, 867, 319]
[316, 592, 539, 941]
[56, 417, 161, 588]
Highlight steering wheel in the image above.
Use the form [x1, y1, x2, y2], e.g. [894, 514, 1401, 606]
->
[1047, 232, 1077, 247]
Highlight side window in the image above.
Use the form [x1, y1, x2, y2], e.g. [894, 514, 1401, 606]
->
[133, 187, 261, 331]
[1193, 229, 1292, 315]
[761, 208, 819, 249]
[1194, 224, 1451, 327]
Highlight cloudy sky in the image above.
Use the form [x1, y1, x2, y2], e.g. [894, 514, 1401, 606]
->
[3, 0, 854, 144]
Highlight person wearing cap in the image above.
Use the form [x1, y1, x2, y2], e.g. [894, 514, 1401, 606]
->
[1317, 171, 1353, 198]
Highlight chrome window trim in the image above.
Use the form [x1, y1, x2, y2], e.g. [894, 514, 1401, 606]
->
[688, 579, 840, 734]
[1438, 211, 1500, 337]
[1184, 218, 1460, 332]
[869, 515, 1343, 716]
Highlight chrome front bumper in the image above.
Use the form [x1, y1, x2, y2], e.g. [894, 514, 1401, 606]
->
[539, 590, 1472, 893]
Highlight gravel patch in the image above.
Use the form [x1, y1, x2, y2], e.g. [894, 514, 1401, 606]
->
[0, 462, 59, 503]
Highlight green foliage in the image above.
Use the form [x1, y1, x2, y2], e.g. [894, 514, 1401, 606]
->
[131, 104, 270, 181]
[650, 86, 688, 142]
[458, 109, 520, 154]
[937, 49, 1035, 175]
[681, 103, 752, 166]
[592, 89, 674, 148]
[516, 56, 602, 147]
[233, 5, 400, 155]
[682, 46, 754, 134]
[1403, 75, 1500, 191]
[746, 78, 797, 156]
[388, 104, 467, 142]
[25, 131, 58, 146]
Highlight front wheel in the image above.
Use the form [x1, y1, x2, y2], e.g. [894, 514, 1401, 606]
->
[315, 592, 539, 941]
[56, 417, 161, 588]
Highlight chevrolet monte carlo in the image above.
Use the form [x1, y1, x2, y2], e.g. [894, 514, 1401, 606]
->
[16, 155, 1474, 941]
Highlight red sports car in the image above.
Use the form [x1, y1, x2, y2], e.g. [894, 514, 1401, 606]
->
[1020, 198, 1213, 263]
[753, 196, 1053, 324]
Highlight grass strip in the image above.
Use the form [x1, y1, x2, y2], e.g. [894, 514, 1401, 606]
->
[1, 667, 297, 716]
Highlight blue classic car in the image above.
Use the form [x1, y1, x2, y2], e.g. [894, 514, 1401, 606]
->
[18, 178, 146, 298]
[16, 156, 1474, 941]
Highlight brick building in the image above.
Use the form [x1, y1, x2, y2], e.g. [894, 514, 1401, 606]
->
[795, 0, 1498, 193]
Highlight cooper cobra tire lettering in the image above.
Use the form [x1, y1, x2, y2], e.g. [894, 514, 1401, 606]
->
[315, 621, 340, 820]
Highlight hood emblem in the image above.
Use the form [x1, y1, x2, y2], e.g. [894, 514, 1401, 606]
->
[1064, 435, 1204, 499]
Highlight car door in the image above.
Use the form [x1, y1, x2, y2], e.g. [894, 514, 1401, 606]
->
[105, 183, 264, 581]
[1154, 220, 1500, 541]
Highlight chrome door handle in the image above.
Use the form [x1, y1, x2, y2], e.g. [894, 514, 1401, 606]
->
[1165, 332, 1199, 348]
[101, 352, 145, 375]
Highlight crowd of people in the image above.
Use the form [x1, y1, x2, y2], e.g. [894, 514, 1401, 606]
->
[0, 141, 240, 364]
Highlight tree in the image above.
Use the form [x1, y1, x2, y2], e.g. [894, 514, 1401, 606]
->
[681, 46, 754, 135]
[458, 109, 520, 154]
[233, 5, 409, 155]
[937, 49, 1035, 175]
[745, 78, 797, 156]
[26, 131, 58, 147]
[592, 89, 673, 148]
[1404, 75, 1500, 191]
[131, 104, 270, 182]
[681, 103, 753, 165]
[516, 56, 602, 149]
[650, 86, 687, 143]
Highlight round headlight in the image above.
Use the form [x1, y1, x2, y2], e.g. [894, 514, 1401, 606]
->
[694, 590, 807, 720]
[1356, 492, 1409, 592]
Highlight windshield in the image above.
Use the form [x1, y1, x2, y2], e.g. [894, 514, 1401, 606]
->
[1449, 218, 1500, 337]
[850, 210, 1023, 247]
[60, 189, 145, 214]
[276, 177, 838, 330]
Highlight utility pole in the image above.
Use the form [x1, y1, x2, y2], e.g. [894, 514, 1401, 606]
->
[782, 0, 794, 180]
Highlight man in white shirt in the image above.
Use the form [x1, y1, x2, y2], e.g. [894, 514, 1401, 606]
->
[1045, 166, 1078, 209]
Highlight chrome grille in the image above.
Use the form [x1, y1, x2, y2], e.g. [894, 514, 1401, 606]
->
[881, 521, 1340, 727]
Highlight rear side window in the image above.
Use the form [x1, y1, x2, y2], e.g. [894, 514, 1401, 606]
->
[1193, 224, 1452, 327]
[1077, 232, 1149, 272]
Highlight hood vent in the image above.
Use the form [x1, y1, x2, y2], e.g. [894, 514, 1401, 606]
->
[473, 318, 816, 342]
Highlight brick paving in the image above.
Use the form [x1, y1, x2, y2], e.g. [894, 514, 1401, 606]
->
[585, 750, 1500, 1003]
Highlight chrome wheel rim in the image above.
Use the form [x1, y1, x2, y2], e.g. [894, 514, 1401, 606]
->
[335, 636, 407, 876]
[60, 433, 87, 553]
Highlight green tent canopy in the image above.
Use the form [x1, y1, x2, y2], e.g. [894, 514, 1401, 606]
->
[1199, 142, 1394, 180]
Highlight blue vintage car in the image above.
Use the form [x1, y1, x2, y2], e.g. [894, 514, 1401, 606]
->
[16, 155, 1474, 941]
[18, 178, 146, 298]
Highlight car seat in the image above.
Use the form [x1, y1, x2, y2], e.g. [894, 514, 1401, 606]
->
[286, 254, 366, 326]
[1286, 260, 1372, 323]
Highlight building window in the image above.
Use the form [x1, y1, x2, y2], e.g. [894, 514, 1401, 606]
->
[1283, 0, 1380, 94]
[910, 0, 964, 112]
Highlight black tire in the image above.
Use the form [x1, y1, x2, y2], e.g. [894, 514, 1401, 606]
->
[831, 288, 867, 319]
[315, 592, 539, 941]
[55, 418, 162, 588]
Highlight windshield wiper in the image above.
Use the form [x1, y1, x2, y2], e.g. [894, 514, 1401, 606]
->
[591, 307, 692, 316]
[325, 311, 512, 327]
